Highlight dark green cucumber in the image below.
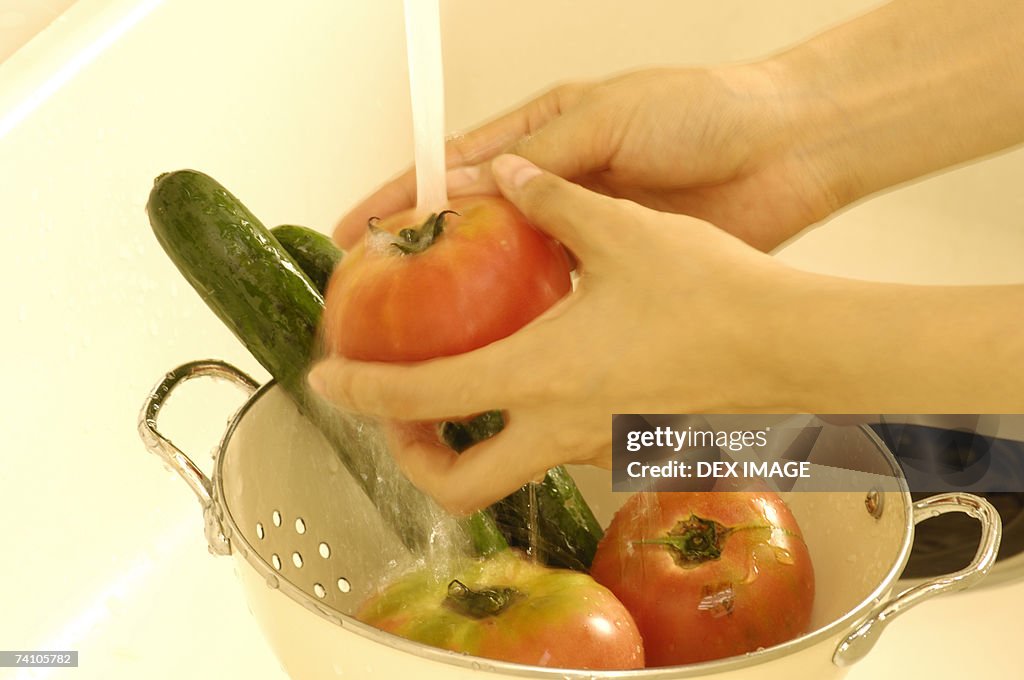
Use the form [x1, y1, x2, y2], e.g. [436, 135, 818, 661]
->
[147, 170, 506, 557]
[442, 414, 604, 570]
[271, 219, 605, 570]
[271, 224, 342, 296]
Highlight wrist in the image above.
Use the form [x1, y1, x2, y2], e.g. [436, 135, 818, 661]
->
[733, 264, 833, 412]
[711, 58, 856, 246]
[754, 0, 1024, 216]
[746, 52, 862, 221]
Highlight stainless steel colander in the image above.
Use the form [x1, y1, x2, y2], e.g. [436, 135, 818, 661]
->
[139, 359, 1001, 680]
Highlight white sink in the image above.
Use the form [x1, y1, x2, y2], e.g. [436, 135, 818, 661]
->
[1, 1, 1020, 678]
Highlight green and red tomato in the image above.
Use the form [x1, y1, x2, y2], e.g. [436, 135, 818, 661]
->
[356, 551, 645, 669]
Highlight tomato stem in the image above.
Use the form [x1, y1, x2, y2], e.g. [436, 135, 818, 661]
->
[633, 516, 799, 569]
[370, 210, 460, 255]
[634, 514, 726, 567]
[443, 579, 523, 619]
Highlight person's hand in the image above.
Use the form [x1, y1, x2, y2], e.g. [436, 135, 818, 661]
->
[334, 66, 844, 253]
[311, 155, 808, 514]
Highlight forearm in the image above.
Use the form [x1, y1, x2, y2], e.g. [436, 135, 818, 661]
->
[766, 0, 1024, 209]
[773, 273, 1024, 412]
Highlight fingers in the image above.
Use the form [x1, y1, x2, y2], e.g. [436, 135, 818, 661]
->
[307, 322, 563, 419]
[384, 417, 559, 515]
[508, 107, 613, 180]
[333, 83, 592, 247]
[432, 94, 617, 203]
[451, 82, 590, 167]
[490, 154, 636, 260]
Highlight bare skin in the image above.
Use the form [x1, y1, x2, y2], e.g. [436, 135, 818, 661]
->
[312, 0, 1024, 514]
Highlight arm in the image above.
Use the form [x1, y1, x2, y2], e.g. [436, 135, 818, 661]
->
[336, 1, 1024, 253]
[775, 274, 1024, 413]
[311, 156, 1024, 513]
[766, 0, 1024, 208]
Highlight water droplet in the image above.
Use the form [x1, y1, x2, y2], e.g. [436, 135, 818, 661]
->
[265, 574, 279, 589]
[742, 550, 761, 584]
[773, 547, 794, 565]
[697, 584, 736, 618]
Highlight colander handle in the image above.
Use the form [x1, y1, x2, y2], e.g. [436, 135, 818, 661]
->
[138, 360, 259, 555]
[832, 492, 1001, 667]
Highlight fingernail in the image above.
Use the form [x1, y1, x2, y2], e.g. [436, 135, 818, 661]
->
[492, 154, 541, 190]
[445, 165, 481, 192]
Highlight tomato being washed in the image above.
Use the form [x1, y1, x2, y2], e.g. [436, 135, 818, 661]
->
[323, 196, 571, 361]
[589, 491, 815, 667]
[356, 551, 645, 669]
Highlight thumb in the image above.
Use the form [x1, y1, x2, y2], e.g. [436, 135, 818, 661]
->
[491, 154, 626, 260]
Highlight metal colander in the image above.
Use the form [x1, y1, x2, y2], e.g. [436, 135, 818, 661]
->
[138, 360, 1001, 680]
[139, 360, 441, 617]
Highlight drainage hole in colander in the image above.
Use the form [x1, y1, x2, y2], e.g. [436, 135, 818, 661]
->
[337, 577, 351, 593]
[295, 518, 306, 534]
[293, 552, 304, 568]
[272, 510, 282, 527]
[255, 522, 265, 540]
[314, 583, 326, 599]
[271, 554, 282, 570]
[319, 542, 331, 559]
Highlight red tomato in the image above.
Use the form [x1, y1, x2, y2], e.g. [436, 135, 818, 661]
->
[589, 491, 814, 667]
[356, 551, 645, 670]
[323, 196, 571, 361]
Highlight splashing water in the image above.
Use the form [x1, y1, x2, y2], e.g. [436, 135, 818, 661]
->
[304, 1, 464, 590]
[526, 480, 540, 562]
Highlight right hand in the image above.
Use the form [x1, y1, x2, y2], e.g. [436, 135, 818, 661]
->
[315, 155, 812, 514]
[333, 65, 844, 252]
